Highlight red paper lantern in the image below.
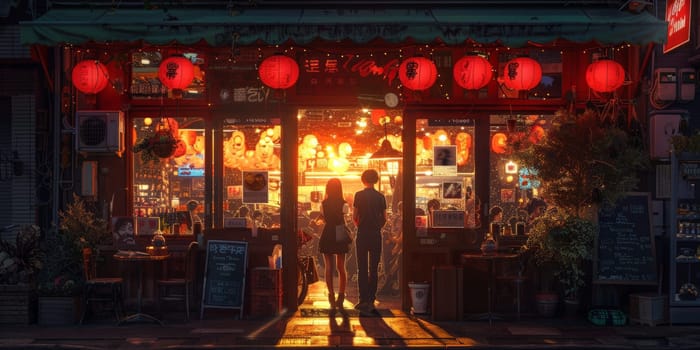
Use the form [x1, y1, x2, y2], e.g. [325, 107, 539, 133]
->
[399, 57, 437, 91]
[158, 56, 195, 92]
[71, 60, 109, 94]
[453, 55, 493, 90]
[491, 133, 508, 154]
[585, 59, 625, 93]
[258, 55, 300, 89]
[503, 57, 542, 91]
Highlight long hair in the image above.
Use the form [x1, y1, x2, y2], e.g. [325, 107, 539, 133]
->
[324, 178, 344, 201]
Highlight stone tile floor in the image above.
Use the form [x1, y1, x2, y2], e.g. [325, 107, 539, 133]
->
[1, 281, 700, 349]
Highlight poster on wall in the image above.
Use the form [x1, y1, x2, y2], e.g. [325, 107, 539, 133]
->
[433, 145, 457, 176]
[242, 171, 269, 204]
[442, 182, 463, 199]
[136, 217, 160, 235]
[112, 216, 135, 248]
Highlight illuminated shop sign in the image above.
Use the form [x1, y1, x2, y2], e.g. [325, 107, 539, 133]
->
[664, 0, 691, 53]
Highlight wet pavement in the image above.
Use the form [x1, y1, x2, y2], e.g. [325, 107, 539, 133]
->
[1, 282, 700, 349]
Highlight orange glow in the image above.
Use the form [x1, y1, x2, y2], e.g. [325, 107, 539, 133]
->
[491, 133, 508, 154]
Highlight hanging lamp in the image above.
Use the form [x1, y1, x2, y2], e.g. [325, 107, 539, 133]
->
[370, 116, 402, 160]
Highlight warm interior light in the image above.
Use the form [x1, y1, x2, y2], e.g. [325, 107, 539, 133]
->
[505, 160, 518, 174]
[144, 117, 153, 126]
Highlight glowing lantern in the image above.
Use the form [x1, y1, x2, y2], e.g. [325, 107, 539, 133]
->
[453, 55, 493, 90]
[158, 56, 195, 97]
[398, 57, 437, 91]
[503, 57, 542, 91]
[585, 59, 625, 93]
[528, 125, 546, 144]
[491, 133, 508, 154]
[258, 55, 299, 89]
[71, 60, 109, 94]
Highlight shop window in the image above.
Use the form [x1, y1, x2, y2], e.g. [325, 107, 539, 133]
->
[222, 117, 281, 229]
[132, 116, 205, 236]
[130, 51, 206, 100]
[487, 114, 553, 237]
[415, 118, 476, 232]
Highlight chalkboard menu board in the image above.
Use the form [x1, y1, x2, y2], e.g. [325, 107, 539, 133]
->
[201, 240, 248, 319]
[594, 192, 657, 284]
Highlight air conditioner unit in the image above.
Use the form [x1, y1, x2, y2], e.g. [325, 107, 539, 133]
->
[76, 110, 125, 156]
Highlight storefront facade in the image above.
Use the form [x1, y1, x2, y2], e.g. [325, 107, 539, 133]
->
[19, 1, 667, 313]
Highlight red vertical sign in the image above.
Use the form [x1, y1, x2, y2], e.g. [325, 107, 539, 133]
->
[663, 0, 691, 53]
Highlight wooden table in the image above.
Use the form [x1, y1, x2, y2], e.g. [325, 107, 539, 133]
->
[113, 251, 170, 325]
[461, 252, 518, 325]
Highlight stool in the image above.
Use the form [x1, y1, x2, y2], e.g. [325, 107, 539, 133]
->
[496, 273, 528, 320]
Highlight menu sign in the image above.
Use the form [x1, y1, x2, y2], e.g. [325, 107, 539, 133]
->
[201, 240, 248, 319]
[594, 193, 658, 285]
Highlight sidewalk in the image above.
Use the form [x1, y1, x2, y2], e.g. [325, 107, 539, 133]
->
[1, 282, 699, 349]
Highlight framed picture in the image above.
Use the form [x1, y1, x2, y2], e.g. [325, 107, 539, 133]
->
[431, 210, 465, 228]
[136, 217, 160, 235]
[500, 188, 515, 203]
[111, 216, 135, 248]
[433, 145, 457, 166]
[442, 182, 463, 199]
[433, 145, 458, 176]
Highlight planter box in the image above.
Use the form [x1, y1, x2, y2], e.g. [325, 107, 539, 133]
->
[0, 284, 36, 324]
[38, 296, 81, 325]
[629, 293, 668, 326]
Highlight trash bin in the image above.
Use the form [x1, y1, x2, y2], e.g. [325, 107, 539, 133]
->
[408, 282, 430, 314]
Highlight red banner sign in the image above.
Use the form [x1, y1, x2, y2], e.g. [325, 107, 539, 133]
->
[664, 0, 691, 53]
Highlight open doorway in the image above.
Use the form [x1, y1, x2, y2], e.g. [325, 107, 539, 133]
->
[297, 108, 403, 311]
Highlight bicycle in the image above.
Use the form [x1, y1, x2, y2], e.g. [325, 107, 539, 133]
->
[297, 228, 318, 305]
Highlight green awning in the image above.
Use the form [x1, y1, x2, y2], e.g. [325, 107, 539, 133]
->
[20, 7, 667, 47]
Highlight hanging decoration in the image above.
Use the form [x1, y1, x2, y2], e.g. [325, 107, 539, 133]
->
[453, 55, 493, 90]
[398, 56, 438, 91]
[491, 133, 508, 154]
[71, 60, 109, 94]
[258, 55, 300, 89]
[585, 59, 626, 93]
[158, 56, 195, 98]
[502, 57, 542, 91]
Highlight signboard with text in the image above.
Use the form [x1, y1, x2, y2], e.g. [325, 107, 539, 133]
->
[201, 240, 248, 319]
[664, 0, 691, 53]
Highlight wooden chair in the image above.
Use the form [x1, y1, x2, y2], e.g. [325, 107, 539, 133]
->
[80, 247, 124, 324]
[156, 241, 199, 321]
[495, 249, 531, 321]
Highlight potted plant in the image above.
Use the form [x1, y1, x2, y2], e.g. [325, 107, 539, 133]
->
[526, 210, 596, 316]
[38, 194, 112, 325]
[59, 193, 112, 254]
[511, 108, 648, 315]
[36, 227, 85, 325]
[0, 224, 42, 324]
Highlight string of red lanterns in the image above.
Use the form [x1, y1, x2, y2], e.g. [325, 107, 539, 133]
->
[71, 60, 109, 94]
[585, 59, 626, 93]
